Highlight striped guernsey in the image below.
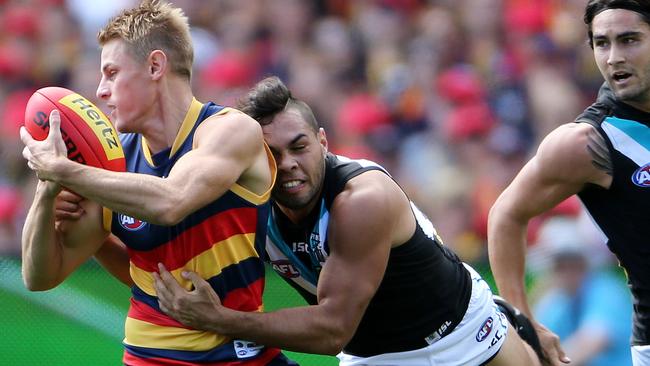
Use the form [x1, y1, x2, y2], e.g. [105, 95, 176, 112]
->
[104, 98, 281, 365]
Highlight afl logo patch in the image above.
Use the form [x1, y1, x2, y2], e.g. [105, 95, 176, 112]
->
[632, 163, 650, 187]
[476, 317, 494, 342]
[118, 213, 146, 231]
[271, 260, 300, 278]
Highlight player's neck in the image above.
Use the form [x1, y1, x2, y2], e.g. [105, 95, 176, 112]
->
[276, 195, 323, 227]
[621, 99, 650, 114]
[142, 78, 194, 154]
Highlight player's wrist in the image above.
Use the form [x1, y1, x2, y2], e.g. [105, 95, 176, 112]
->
[210, 307, 240, 336]
[49, 156, 82, 184]
[33, 155, 65, 182]
[36, 180, 62, 199]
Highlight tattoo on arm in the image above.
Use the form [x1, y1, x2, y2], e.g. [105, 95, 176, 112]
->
[586, 128, 613, 175]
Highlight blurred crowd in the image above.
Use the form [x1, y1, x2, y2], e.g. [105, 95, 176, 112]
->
[0, 0, 614, 264]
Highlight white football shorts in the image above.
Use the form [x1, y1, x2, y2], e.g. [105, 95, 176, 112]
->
[337, 264, 508, 366]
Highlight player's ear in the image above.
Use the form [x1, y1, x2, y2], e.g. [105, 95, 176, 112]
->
[318, 128, 328, 154]
[148, 50, 167, 80]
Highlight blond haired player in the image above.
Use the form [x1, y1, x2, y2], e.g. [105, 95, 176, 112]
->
[20, 1, 294, 364]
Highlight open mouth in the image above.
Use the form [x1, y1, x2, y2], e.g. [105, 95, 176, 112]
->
[106, 105, 116, 117]
[612, 71, 632, 83]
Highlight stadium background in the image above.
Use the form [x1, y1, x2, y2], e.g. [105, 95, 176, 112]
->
[0, 0, 628, 365]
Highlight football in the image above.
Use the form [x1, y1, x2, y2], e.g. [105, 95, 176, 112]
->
[23, 87, 126, 172]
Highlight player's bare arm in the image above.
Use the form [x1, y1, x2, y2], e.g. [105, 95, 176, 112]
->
[21, 110, 268, 226]
[488, 122, 611, 365]
[21, 112, 109, 290]
[22, 181, 108, 290]
[51, 189, 133, 287]
[303, 170, 407, 352]
[154, 170, 403, 354]
[489, 123, 611, 309]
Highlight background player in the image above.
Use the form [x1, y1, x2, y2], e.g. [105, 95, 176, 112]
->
[489, 1, 650, 365]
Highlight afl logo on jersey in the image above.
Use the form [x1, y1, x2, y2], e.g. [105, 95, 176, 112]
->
[632, 163, 650, 187]
[476, 317, 494, 342]
[271, 260, 300, 278]
[118, 213, 146, 231]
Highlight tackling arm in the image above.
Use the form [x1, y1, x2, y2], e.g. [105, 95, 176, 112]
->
[154, 171, 402, 354]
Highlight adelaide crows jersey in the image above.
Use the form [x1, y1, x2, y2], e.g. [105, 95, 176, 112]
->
[576, 84, 650, 345]
[266, 153, 472, 357]
[104, 98, 284, 365]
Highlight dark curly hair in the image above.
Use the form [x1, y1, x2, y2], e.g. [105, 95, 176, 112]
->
[237, 76, 319, 133]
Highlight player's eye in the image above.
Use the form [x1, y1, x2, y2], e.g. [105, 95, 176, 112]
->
[105, 70, 117, 80]
[622, 36, 637, 44]
[594, 39, 608, 48]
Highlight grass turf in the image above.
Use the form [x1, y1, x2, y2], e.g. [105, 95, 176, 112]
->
[0, 258, 337, 366]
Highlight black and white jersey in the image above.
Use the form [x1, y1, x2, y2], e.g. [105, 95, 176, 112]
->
[266, 153, 472, 356]
[576, 84, 650, 345]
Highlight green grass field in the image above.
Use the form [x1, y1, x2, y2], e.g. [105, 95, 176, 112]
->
[0, 257, 337, 366]
[0, 256, 537, 366]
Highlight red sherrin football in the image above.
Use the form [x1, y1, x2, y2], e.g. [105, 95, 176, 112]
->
[23, 87, 125, 172]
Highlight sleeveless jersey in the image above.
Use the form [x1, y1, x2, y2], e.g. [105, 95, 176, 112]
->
[576, 84, 650, 345]
[105, 99, 284, 365]
[266, 153, 472, 357]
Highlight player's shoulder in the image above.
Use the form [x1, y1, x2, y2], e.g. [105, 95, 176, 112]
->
[334, 169, 402, 218]
[536, 122, 610, 186]
[196, 107, 263, 145]
[538, 122, 596, 159]
[203, 107, 260, 130]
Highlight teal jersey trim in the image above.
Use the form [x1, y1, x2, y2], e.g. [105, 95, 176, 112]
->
[602, 116, 650, 166]
[267, 211, 318, 286]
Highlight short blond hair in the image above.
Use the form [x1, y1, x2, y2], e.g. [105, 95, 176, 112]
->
[98, 0, 193, 79]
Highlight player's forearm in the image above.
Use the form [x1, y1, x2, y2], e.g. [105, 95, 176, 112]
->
[487, 205, 531, 316]
[210, 305, 350, 355]
[51, 159, 181, 225]
[22, 181, 64, 290]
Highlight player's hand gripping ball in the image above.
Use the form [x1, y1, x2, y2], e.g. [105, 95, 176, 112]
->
[23, 87, 125, 171]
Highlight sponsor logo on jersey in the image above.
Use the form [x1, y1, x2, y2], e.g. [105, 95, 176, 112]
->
[271, 260, 300, 278]
[292, 241, 309, 253]
[632, 163, 650, 187]
[476, 316, 494, 342]
[233, 340, 263, 358]
[118, 213, 146, 231]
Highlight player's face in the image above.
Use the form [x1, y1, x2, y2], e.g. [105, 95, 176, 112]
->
[263, 109, 327, 215]
[96, 39, 155, 133]
[593, 9, 650, 111]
